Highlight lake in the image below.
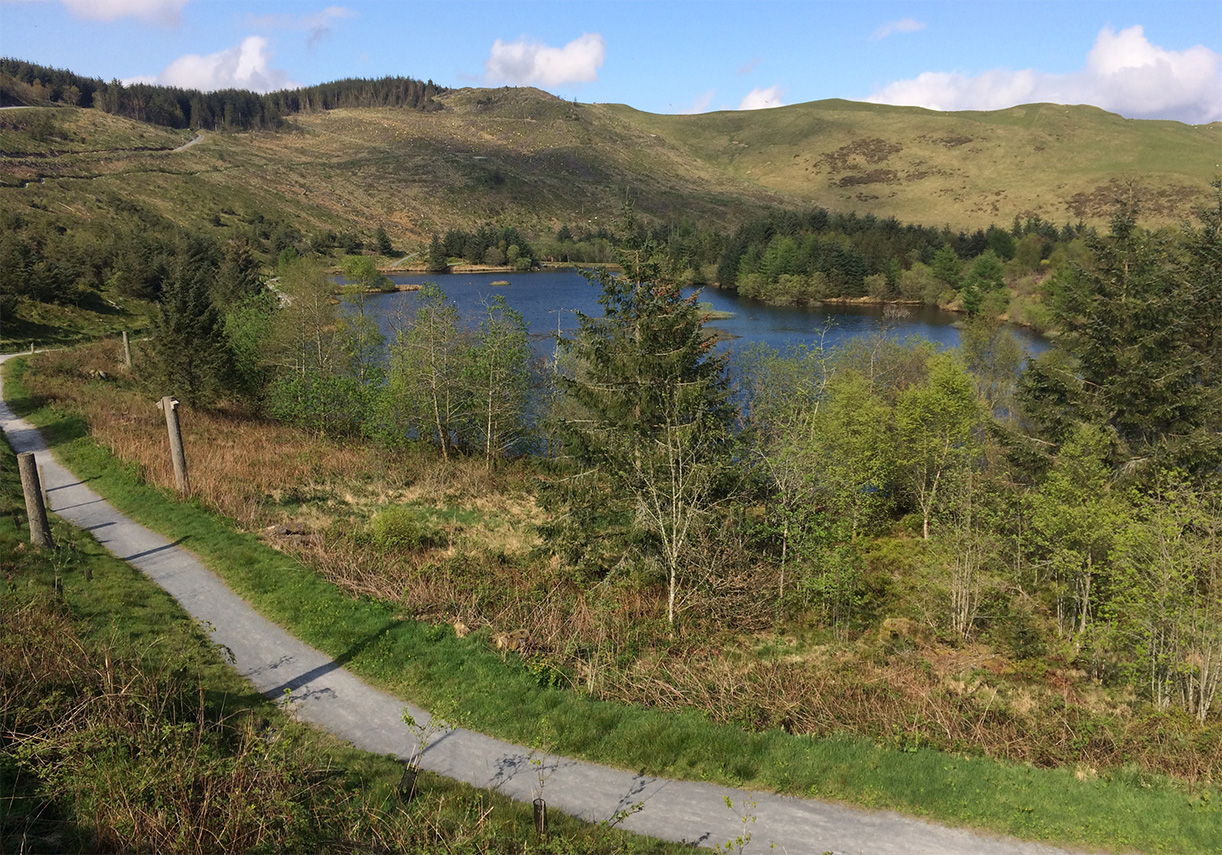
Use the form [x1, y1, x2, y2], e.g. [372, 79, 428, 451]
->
[349, 269, 1047, 360]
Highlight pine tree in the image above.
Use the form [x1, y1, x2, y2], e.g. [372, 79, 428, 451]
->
[426, 234, 449, 272]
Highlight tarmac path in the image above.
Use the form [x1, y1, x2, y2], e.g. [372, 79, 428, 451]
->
[0, 352, 1078, 855]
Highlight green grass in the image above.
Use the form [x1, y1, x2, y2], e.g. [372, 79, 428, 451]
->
[0, 409, 685, 854]
[4, 354, 1220, 854]
[0, 294, 154, 351]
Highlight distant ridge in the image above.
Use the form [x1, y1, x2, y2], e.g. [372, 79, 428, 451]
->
[1, 61, 1216, 239]
[0, 58, 446, 130]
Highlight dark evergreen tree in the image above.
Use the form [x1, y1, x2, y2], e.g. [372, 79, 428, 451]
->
[1019, 200, 1222, 476]
[426, 234, 449, 272]
[375, 226, 394, 257]
[213, 235, 263, 307]
[151, 238, 232, 406]
[546, 233, 736, 622]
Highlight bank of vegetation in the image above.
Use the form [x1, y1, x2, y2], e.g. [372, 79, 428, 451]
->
[0, 426, 687, 854]
[4, 189, 1220, 852]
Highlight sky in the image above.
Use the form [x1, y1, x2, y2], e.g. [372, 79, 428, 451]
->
[1, 0, 1220, 124]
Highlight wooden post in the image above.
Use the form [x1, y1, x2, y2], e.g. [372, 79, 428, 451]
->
[29, 341, 35, 354]
[17, 452, 53, 549]
[158, 396, 190, 494]
[122, 331, 132, 368]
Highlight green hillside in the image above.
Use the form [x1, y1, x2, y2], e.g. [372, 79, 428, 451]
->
[608, 99, 1220, 228]
[1, 87, 1216, 252]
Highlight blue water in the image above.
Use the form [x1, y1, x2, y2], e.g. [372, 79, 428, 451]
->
[349, 269, 1047, 360]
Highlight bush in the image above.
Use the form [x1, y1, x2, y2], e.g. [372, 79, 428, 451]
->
[367, 506, 441, 552]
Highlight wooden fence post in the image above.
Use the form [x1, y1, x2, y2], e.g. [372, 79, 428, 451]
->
[122, 331, 132, 368]
[17, 452, 54, 549]
[158, 396, 190, 494]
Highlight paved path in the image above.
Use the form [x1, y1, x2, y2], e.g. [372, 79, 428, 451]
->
[0, 353, 1077, 855]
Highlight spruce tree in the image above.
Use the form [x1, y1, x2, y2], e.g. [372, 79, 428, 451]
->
[1021, 200, 1221, 476]
[151, 238, 232, 406]
[549, 235, 736, 624]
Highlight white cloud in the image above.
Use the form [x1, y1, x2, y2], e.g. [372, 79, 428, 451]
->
[739, 85, 785, 110]
[738, 57, 761, 75]
[867, 25, 1222, 124]
[248, 5, 356, 50]
[484, 33, 605, 87]
[157, 36, 299, 93]
[872, 17, 925, 41]
[60, 0, 187, 25]
[678, 90, 715, 114]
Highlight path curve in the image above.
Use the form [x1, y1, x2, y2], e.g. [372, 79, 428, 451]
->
[0, 353, 1076, 855]
[173, 132, 204, 153]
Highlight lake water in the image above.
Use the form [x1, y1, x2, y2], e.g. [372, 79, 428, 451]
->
[350, 270, 1047, 360]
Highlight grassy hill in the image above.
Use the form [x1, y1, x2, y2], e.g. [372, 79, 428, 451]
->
[1, 87, 1217, 251]
[613, 99, 1220, 228]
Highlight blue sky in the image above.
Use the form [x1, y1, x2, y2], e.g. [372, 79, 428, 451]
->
[2, 1, 1219, 123]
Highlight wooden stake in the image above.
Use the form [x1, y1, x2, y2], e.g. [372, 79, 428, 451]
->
[17, 452, 53, 549]
[122, 331, 132, 368]
[158, 396, 190, 494]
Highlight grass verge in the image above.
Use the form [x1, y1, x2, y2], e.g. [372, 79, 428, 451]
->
[0, 416, 684, 854]
[4, 355, 1219, 854]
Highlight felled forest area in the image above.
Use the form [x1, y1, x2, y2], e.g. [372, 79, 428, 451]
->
[12, 186, 1220, 800]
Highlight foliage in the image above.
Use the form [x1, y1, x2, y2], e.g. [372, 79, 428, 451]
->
[148, 236, 232, 406]
[808, 369, 895, 539]
[466, 294, 532, 462]
[1027, 423, 1124, 637]
[385, 283, 468, 459]
[895, 352, 981, 540]
[263, 257, 345, 432]
[1110, 477, 1222, 721]
[1025, 199, 1222, 476]
[367, 505, 442, 552]
[439, 224, 537, 268]
[341, 253, 393, 292]
[549, 235, 736, 623]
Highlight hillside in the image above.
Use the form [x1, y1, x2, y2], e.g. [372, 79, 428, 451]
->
[613, 98, 1220, 228]
[1, 86, 1217, 250]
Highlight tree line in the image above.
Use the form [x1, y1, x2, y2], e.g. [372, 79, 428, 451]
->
[715, 208, 1092, 311]
[0, 58, 445, 131]
[426, 225, 539, 271]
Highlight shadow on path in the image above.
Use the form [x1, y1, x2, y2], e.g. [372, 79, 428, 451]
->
[121, 537, 187, 562]
[265, 619, 405, 698]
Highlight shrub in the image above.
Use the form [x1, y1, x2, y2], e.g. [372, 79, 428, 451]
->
[367, 505, 440, 552]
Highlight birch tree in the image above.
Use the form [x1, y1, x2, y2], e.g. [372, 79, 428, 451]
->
[466, 295, 530, 464]
[386, 283, 467, 459]
[896, 353, 981, 540]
